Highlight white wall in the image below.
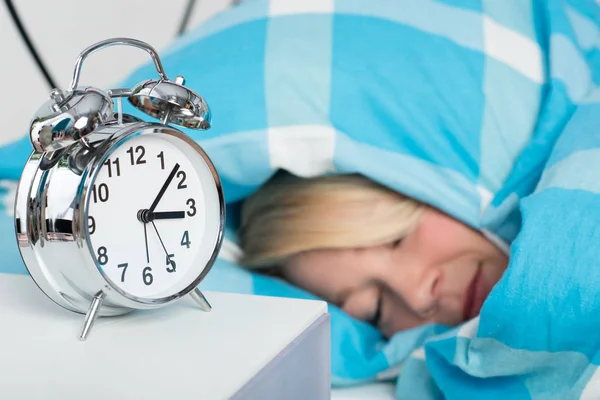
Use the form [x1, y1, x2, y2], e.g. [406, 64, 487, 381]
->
[0, 0, 232, 144]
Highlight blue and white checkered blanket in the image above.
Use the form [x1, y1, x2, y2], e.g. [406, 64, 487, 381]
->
[1, 1, 600, 398]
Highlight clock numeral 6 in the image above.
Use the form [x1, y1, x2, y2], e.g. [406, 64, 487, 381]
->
[181, 231, 191, 248]
[97, 246, 108, 265]
[88, 216, 96, 235]
[91, 183, 109, 203]
[166, 254, 176, 273]
[143, 267, 154, 286]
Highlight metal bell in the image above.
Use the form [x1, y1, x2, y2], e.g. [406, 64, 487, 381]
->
[128, 75, 211, 130]
[29, 87, 113, 153]
[28, 37, 212, 153]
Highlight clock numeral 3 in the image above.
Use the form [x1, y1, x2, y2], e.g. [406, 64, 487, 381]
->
[118, 263, 128, 282]
[177, 170, 187, 189]
[97, 246, 108, 265]
[88, 216, 96, 235]
[91, 183, 109, 203]
[126, 145, 146, 165]
[186, 198, 196, 217]
[143, 267, 154, 286]
[166, 253, 176, 273]
[181, 231, 191, 248]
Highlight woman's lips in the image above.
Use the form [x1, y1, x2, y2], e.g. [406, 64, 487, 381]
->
[462, 264, 484, 321]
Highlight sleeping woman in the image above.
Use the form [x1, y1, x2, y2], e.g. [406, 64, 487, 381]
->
[238, 171, 508, 338]
[62, 0, 598, 397]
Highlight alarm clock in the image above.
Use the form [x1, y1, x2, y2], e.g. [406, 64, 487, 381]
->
[14, 38, 225, 340]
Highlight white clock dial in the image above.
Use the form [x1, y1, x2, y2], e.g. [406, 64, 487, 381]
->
[86, 132, 221, 299]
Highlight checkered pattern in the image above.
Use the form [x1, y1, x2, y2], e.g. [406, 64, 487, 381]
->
[1, 1, 599, 398]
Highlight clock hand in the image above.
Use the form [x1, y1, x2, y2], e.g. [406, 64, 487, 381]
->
[151, 211, 185, 220]
[151, 221, 175, 270]
[151, 220, 210, 312]
[149, 163, 180, 212]
[143, 222, 150, 263]
[136, 210, 185, 222]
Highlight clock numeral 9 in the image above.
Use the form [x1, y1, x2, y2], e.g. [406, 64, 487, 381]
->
[166, 254, 176, 273]
[126, 145, 146, 165]
[181, 231, 191, 248]
[177, 170, 187, 189]
[186, 198, 196, 217]
[88, 216, 96, 235]
[143, 267, 154, 286]
[103, 157, 121, 178]
[97, 246, 108, 265]
[91, 183, 109, 203]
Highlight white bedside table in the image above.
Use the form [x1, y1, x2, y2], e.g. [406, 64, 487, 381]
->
[0, 274, 330, 400]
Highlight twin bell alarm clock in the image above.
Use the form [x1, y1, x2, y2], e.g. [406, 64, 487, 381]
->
[14, 38, 225, 340]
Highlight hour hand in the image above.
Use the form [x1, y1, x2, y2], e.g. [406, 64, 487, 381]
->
[152, 211, 185, 220]
[137, 209, 184, 223]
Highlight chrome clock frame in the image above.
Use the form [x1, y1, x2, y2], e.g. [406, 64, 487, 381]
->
[15, 122, 225, 338]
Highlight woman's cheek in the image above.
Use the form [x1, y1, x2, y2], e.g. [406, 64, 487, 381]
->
[341, 286, 379, 321]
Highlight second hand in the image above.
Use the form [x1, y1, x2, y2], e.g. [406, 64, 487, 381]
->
[143, 222, 150, 263]
[151, 221, 175, 270]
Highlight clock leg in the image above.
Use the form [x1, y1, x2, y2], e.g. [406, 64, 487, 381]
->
[79, 291, 105, 341]
[190, 288, 212, 312]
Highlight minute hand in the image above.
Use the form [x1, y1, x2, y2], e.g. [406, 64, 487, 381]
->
[149, 163, 180, 212]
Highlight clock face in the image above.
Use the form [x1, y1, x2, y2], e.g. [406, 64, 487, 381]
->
[86, 131, 222, 299]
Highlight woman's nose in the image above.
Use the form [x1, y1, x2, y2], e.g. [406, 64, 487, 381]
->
[403, 268, 442, 316]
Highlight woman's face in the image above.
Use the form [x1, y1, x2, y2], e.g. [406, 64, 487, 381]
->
[280, 208, 509, 338]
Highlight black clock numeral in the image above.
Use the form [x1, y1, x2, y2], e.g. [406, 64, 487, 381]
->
[88, 216, 96, 235]
[181, 231, 191, 248]
[118, 263, 128, 282]
[186, 198, 196, 217]
[91, 183, 109, 203]
[103, 157, 121, 177]
[177, 170, 187, 189]
[166, 253, 176, 273]
[157, 151, 165, 170]
[143, 267, 154, 286]
[126, 145, 146, 165]
[97, 246, 108, 265]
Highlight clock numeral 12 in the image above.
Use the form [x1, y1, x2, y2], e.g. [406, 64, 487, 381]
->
[126, 145, 146, 165]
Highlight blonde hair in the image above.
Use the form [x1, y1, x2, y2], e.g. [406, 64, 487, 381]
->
[239, 171, 424, 268]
